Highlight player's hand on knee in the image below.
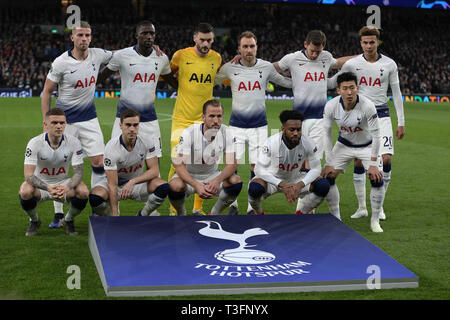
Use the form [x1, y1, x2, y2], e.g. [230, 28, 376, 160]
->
[367, 166, 382, 182]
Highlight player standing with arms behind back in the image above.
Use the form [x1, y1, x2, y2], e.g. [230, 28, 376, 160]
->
[41, 21, 112, 225]
[167, 23, 222, 215]
[328, 26, 405, 220]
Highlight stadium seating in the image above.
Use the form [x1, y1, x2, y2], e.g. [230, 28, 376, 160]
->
[0, 1, 448, 94]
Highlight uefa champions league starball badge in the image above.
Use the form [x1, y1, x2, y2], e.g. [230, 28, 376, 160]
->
[197, 221, 275, 265]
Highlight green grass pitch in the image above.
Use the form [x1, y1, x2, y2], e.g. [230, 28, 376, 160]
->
[0, 97, 449, 300]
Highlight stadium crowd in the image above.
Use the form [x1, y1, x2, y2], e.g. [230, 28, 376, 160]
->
[0, 0, 448, 94]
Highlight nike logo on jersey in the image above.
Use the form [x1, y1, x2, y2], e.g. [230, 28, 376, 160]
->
[298, 63, 306, 67]
[129, 63, 137, 66]
[186, 62, 194, 65]
[40, 157, 48, 160]
[233, 73, 240, 76]
[70, 70, 77, 74]
[356, 68, 362, 71]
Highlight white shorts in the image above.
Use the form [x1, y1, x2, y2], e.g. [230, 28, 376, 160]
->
[94, 179, 150, 203]
[302, 118, 324, 160]
[229, 125, 268, 164]
[65, 118, 105, 158]
[39, 178, 70, 204]
[112, 118, 162, 157]
[171, 171, 222, 198]
[330, 142, 381, 172]
[378, 117, 394, 156]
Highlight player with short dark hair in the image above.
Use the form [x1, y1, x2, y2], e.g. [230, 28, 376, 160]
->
[167, 23, 223, 216]
[328, 26, 405, 220]
[89, 109, 169, 217]
[322, 72, 385, 232]
[248, 110, 330, 215]
[20, 108, 89, 236]
[168, 99, 242, 216]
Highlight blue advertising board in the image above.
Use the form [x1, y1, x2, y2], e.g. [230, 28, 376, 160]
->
[89, 214, 418, 296]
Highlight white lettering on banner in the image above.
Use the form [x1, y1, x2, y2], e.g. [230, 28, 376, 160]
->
[194, 261, 312, 278]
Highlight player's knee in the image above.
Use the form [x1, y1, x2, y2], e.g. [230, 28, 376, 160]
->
[354, 158, 363, 167]
[228, 174, 242, 185]
[248, 181, 265, 198]
[312, 178, 330, 197]
[89, 194, 106, 207]
[169, 178, 185, 193]
[19, 194, 37, 210]
[76, 185, 89, 199]
[71, 197, 88, 210]
[224, 182, 243, 197]
[370, 179, 384, 188]
[153, 183, 170, 199]
[19, 183, 34, 200]
[382, 154, 391, 165]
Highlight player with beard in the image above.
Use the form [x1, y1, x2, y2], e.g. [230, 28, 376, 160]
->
[215, 31, 292, 215]
[167, 23, 223, 216]
[248, 110, 330, 215]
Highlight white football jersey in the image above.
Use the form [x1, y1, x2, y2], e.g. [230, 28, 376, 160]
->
[255, 132, 320, 186]
[323, 95, 380, 164]
[103, 135, 158, 181]
[24, 133, 84, 185]
[177, 123, 235, 176]
[339, 53, 405, 125]
[47, 48, 113, 123]
[215, 59, 292, 128]
[278, 50, 336, 119]
[107, 46, 172, 122]
[341, 54, 399, 106]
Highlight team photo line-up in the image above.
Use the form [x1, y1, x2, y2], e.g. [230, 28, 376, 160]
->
[20, 20, 404, 236]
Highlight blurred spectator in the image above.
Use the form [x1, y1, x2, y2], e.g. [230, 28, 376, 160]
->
[0, 1, 448, 94]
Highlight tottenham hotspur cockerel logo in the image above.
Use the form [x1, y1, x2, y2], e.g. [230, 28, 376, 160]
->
[197, 221, 275, 265]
